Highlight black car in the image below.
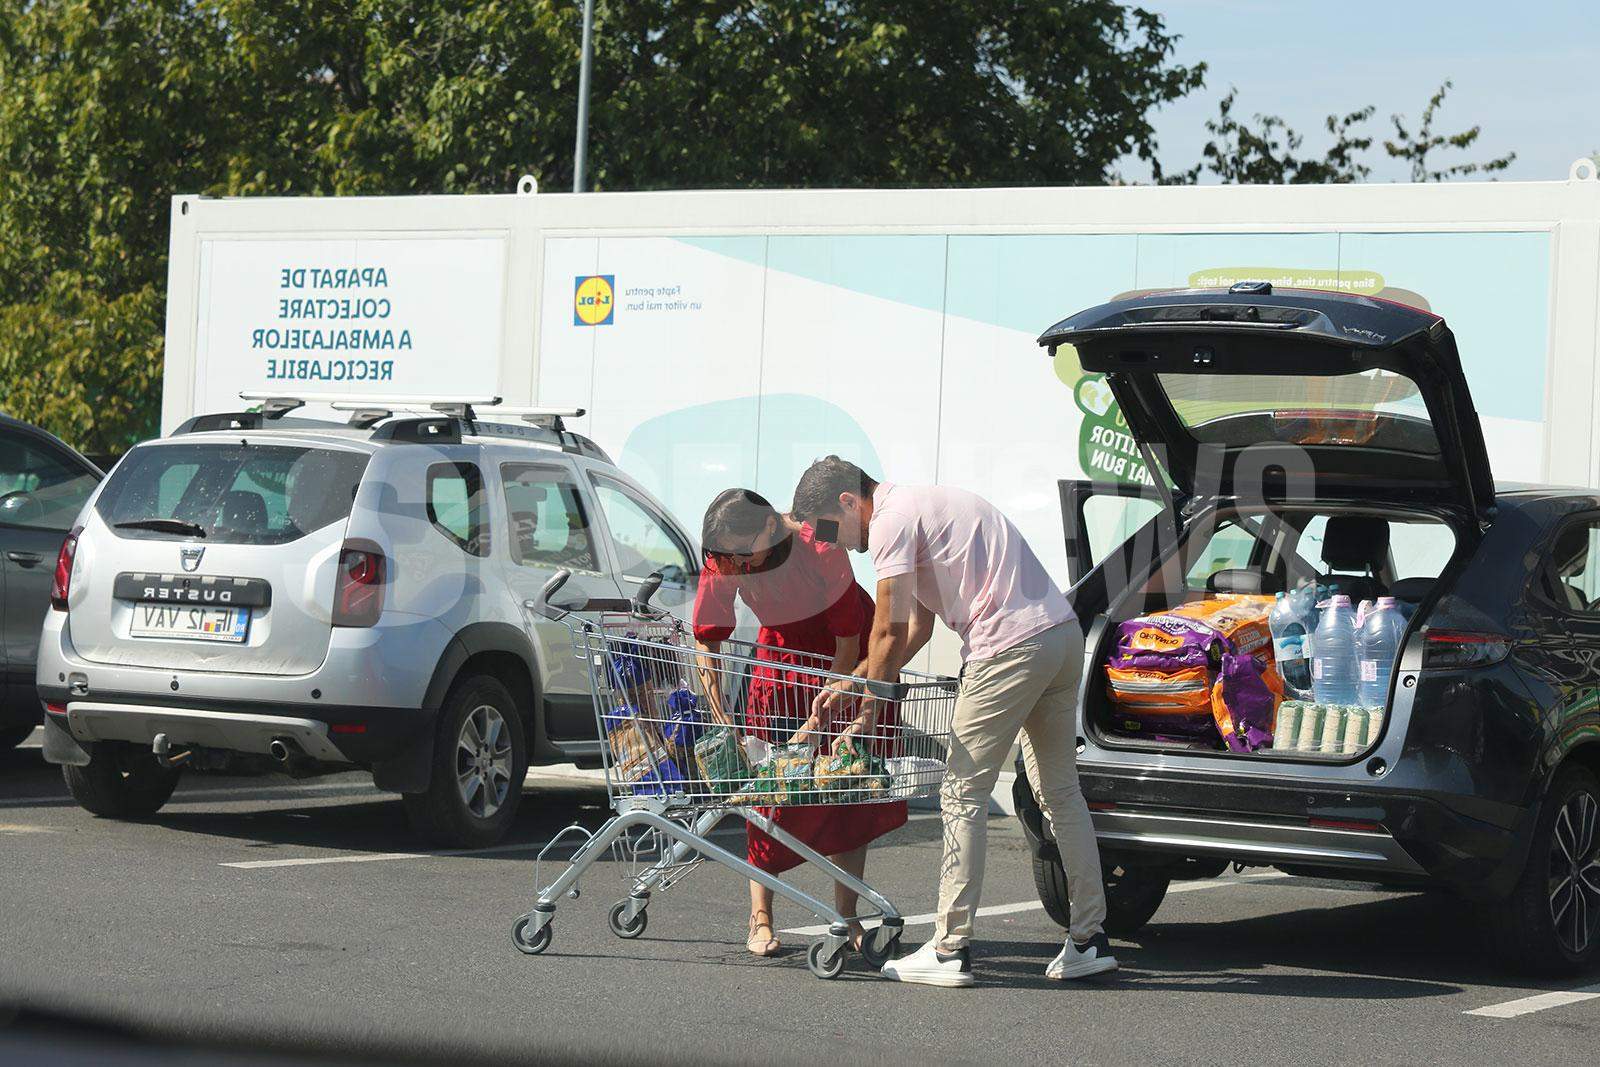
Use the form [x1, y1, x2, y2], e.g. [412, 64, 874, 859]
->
[1015, 284, 1600, 974]
[0, 413, 102, 748]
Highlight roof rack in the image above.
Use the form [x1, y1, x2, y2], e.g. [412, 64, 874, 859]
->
[492, 406, 587, 432]
[239, 391, 503, 426]
[177, 393, 609, 461]
[172, 396, 328, 435]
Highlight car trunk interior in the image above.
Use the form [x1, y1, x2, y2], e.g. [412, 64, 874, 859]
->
[1085, 501, 1461, 763]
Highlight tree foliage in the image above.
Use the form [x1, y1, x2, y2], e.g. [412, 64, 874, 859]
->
[1186, 80, 1514, 186]
[1, 0, 1204, 451]
[1384, 80, 1515, 183]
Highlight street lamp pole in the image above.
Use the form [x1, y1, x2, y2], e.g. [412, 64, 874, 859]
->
[572, 0, 596, 193]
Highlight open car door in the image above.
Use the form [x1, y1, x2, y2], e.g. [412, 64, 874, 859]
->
[1059, 479, 1182, 630]
[1039, 284, 1495, 521]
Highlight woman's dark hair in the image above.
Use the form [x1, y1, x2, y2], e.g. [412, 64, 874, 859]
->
[701, 488, 791, 570]
[791, 456, 878, 522]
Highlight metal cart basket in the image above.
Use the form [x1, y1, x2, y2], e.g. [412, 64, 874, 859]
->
[510, 570, 958, 978]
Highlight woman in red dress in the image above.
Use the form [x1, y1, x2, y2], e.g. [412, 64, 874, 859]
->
[693, 488, 907, 957]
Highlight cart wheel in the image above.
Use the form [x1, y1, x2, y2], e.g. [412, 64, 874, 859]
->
[858, 925, 901, 968]
[807, 939, 846, 979]
[512, 915, 553, 955]
[607, 900, 648, 939]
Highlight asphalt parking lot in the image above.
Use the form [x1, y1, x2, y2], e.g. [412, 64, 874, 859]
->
[2, 728, 1597, 1066]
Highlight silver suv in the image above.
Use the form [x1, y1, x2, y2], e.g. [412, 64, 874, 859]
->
[37, 397, 698, 847]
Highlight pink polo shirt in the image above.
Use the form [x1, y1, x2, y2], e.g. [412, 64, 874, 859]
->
[868, 482, 1074, 661]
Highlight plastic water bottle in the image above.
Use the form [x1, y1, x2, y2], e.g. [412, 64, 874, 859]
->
[1311, 595, 1359, 705]
[1357, 596, 1406, 708]
[1269, 586, 1317, 702]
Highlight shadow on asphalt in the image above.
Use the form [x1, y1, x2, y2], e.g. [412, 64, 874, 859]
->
[149, 786, 620, 859]
[972, 890, 1517, 998]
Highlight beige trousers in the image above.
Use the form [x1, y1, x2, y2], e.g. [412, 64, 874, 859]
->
[933, 620, 1107, 949]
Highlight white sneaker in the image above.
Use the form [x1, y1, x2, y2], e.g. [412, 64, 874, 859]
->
[880, 939, 974, 988]
[1046, 931, 1118, 980]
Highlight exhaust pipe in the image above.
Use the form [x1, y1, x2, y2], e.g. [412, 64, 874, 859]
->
[268, 737, 297, 763]
[152, 732, 192, 768]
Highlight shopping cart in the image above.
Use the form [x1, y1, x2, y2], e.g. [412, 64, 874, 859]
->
[509, 569, 958, 978]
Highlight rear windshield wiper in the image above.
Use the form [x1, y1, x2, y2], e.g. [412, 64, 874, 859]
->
[113, 518, 207, 537]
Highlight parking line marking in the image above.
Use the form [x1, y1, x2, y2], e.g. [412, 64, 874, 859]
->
[1464, 984, 1600, 1018]
[779, 872, 1290, 936]
[3, 781, 385, 808]
[220, 823, 750, 869]
[222, 851, 426, 869]
[221, 839, 544, 869]
[6, 768, 598, 809]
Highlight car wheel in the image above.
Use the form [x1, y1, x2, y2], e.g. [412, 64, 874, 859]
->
[1032, 854, 1171, 937]
[1, 724, 36, 750]
[403, 675, 527, 849]
[1483, 764, 1600, 975]
[62, 742, 181, 818]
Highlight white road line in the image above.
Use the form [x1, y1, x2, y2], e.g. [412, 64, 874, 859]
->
[6, 767, 600, 809]
[221, 839, 544, 869]
[220, 823, 748, 869]
[1464, 984, 1600, 1019]
[782, 900, 1042, 937]
[3, 781, 384, 808]
[779, 871, 1290, 936]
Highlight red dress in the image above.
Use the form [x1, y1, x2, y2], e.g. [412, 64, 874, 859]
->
[693, 523, 908, 873]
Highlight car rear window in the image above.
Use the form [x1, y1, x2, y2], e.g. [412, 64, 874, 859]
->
[1156, 369, 1441, 455]
[95, 443, 370, 545]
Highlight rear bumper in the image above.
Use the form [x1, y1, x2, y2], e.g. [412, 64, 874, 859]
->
[1087, 805, 1427, 876]
[62, 702, 352, 763]
[38, 687, 430, 765]
[1015, 762, 1532, 898]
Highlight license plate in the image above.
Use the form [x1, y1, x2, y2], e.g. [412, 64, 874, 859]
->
[129, 603, 250, 643]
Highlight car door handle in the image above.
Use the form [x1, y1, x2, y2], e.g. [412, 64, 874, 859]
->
[5, 551, 43, 566]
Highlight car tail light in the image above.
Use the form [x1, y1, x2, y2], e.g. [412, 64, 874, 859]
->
[44, 702, 67, 716]
[332, 541, 385, 627]
[50, 526, 82, 611]
[1422, 629, 1510, 670]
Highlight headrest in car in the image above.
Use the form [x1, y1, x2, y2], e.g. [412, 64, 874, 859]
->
[1206, 568, 1283, 595]
[1321, 516, 1390, 572]
[217, 490, 268, 533]
[1390, 576, 1436, 603]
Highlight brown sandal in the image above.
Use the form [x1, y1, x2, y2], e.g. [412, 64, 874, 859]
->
[747, 912, 781, 957]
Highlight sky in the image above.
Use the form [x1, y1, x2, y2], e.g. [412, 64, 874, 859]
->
[1127, 0, 1600, 183]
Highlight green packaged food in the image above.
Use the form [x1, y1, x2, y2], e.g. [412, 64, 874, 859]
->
[813, 739, 891, 804]
[693, 725, 750, 796]
[730, 743, 814, 805]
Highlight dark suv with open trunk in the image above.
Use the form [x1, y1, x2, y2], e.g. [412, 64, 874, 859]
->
[1014, 285, 1600, 975]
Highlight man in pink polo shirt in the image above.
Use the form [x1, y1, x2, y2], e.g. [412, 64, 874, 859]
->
[793, 456, 1112, 988]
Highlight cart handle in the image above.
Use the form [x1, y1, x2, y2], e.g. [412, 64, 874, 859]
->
[631, 570, 665, 617]
[533, 569, 575, 621]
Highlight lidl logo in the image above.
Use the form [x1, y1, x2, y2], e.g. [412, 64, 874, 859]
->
[574, 275, 615, 326]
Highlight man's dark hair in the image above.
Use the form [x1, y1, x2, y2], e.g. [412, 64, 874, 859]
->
[791, 456, 878, 521]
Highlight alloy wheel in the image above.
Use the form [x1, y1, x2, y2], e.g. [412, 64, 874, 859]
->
[456, 704, 513, 819]
[1548, 789, 1600, 956]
